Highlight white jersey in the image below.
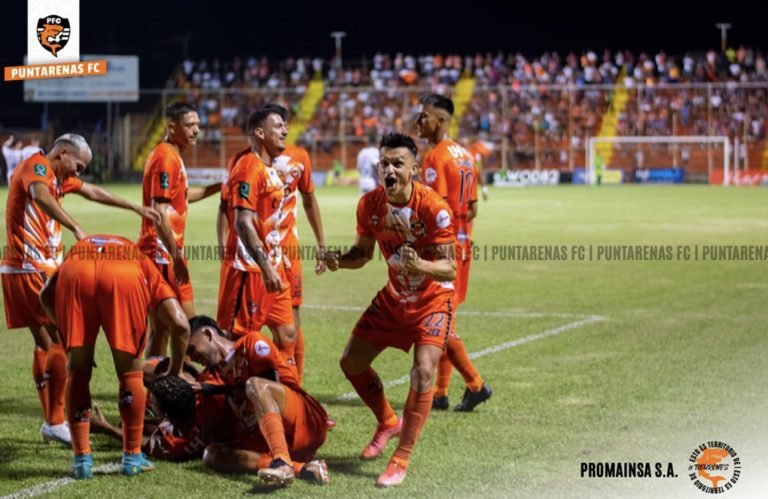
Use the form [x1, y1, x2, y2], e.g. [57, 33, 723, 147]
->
[357, 146, 379, 194]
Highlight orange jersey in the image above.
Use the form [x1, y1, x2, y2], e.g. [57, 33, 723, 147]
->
[138, 142, 188, 264]
[273, 145, 314, 255]
[356, 182, 456, 304]
[219, 332, 302, 434]
[1, 153, 82, 274]
[220, 146, 251, 206]
[421, 139, 478, 244]
[224, 152, 286, 272]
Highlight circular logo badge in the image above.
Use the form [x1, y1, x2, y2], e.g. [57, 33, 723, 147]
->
[688, 441, 741, 493]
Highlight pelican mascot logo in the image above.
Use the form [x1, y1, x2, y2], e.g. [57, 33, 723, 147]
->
[37, 15, 71, 57]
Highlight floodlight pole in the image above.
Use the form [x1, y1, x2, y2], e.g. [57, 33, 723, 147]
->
[715, 23, 731, 52]
[330, 31, 346, 70]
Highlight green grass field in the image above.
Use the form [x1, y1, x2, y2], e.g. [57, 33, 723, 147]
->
[1, 184, 767, 498]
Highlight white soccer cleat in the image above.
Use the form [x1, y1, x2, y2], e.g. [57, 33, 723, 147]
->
[40, 421, 72, 446]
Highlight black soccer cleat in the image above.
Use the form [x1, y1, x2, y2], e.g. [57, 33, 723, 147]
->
[453, 383, 492, 412]
[432, 395, 449, 410]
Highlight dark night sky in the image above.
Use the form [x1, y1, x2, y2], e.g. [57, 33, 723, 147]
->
[1, 1, 763, 127]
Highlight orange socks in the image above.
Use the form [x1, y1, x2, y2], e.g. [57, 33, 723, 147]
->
[446, 335, 484, 392]
[65, 370, 92, 455]
[32, 348, 49, 420]
[434, 352, 452, 398]
[276, 340, 298, 378]
[118, 371, 146, 454]
[258, 412, 291, 464]
[344, 367, 396, 426]
[46, 343, 67, 425]
[392, 388, 433, 465]
[295, 327, 305, 384]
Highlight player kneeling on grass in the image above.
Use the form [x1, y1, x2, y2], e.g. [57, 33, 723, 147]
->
[186, 317, 329, 485]
[39, 235, 190, 479]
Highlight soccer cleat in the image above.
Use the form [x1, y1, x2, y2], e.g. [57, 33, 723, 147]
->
[258, 458, 295, 486]
[72, 453, 94, 480]
[432, 395, 449, 410]
[299, 459, 330, 485]
[40, 421, 72, 446]
[361, 417, 402, 460]
[120, 452, 154, 476]
[453, 383, 493, 412]
[376, 460, 407, 487]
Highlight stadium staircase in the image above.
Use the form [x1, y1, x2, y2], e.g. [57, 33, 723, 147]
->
[449, 72, 476, 139]
[286, 72, 325, 145]
[594, 66, 629, 167]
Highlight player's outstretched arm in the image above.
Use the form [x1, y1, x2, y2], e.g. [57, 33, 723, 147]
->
[38, 272, 59, 325]
[157, 298, 190, 376]
[188, 182, 222, 203]
[76, 182, 161, 223]
[300, 191, 326, 274]
[324, 235, 376, 271]
[401, 243, 456, 281]
[29, 182, 86, 240]
[234, 207, 283, 292]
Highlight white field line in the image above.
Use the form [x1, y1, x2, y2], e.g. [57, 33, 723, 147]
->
[2, 307, 604, 498]
[331, 313, 605, 402]
[1, 464, 119, 499]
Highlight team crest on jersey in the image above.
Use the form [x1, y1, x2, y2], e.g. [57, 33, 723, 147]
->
[436, 209, 451, 228]
[410, 221, 426, 237]
[253, 340, 271, 358]
[34, 164, 47, 177]
[239, 181, 251, 199]
[159, 172, 169, 189]
[37, 15, 71, 57]
[424, 167, 437, 184]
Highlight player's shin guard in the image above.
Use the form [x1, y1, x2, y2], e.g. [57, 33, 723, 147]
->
[47, 343, 67, 425]
[32, 348, 50, 420]
[434, 352, 453, 398]
[258, 412, 291, 464]
[295, 327, 305, 384]
[118, 371, 146, 454]
[65, 370, 92, 455]
[446, 334, 484, 392]
[344, 367, 397, 426]
[392, 388, 433, 466]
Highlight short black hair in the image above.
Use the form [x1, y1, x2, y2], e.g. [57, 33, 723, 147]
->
[246, 104, 288, 132]
[420, 94, 454, 116]
[189, 315, 225, 338]
[165, 102, 197, 121]
[151, 375, 195, 422]
[379, 133, 418, 158]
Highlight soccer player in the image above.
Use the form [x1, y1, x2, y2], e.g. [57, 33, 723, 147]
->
[38, 234, 190, 479]
[1, 133, 160, 445]
[273, 142, 326, 383]
[138, 102, 221, 357]
[416, 93, 493, 412]
[357, 134, 380, 195]
[324, 133, 456, 487]
[217, 105, 298, 371]
[185, 317, 329, 485]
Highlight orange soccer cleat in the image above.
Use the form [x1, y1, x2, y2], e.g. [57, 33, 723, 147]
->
[361, 417, 402, 459]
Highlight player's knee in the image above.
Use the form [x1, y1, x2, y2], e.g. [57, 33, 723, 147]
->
[245, 377, 270, 405]
[410, 365, 434, 391]
[339, 354, 363, 377]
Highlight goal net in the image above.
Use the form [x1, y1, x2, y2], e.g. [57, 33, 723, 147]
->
[586, 136, 731, 185]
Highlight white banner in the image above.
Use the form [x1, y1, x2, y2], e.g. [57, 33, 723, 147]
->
[28, 0, 80, 64]
[23, 55, 139, 102]
[494, 169, 560, 187]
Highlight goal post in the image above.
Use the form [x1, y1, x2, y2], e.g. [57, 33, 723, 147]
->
[586, 136, 731, 185]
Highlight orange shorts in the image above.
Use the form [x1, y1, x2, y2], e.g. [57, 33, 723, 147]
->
[352, 288, 454, 352]
[217, 266, 294, 337]
[55, 258, 155, 355]
[1, 272, 53, 329]
[157, 260, 194, 304]
[284, 255, 303, 307]
[455, 241, 472, 305]
[237, 385, 327, 461]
